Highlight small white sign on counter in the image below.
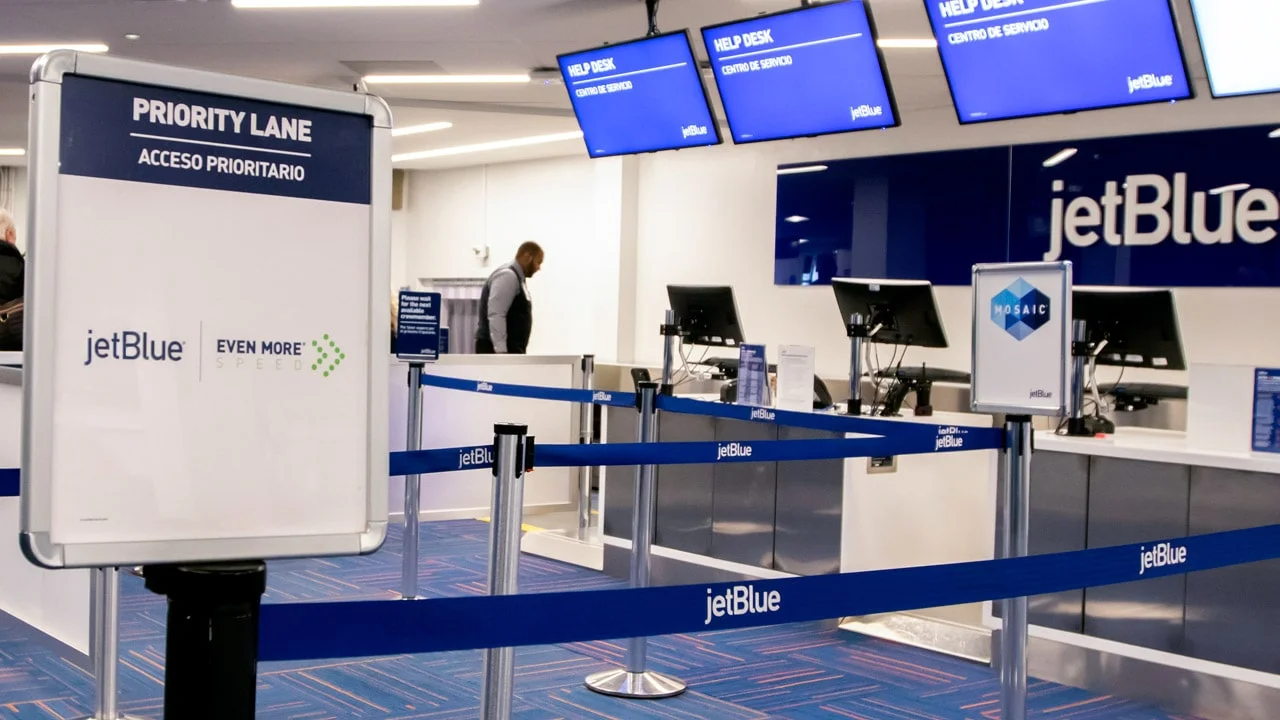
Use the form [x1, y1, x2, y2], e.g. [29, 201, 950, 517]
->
[776, 344, 816, 413]
[971, 262, 1071, 416]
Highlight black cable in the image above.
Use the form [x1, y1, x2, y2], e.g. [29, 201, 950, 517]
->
[645, 0, 660, 36]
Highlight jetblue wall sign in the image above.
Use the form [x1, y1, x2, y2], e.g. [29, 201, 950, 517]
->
[971, 262, 1071, 416]
[776, 123, 1280, 287]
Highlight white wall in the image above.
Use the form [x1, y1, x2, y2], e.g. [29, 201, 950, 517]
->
[397, 91, 1280, 381]
[630, 96, 1280, 383]
[396, 155, 636, 360]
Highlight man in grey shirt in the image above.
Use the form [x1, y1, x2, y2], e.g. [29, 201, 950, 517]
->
[475, 242, 544, 354]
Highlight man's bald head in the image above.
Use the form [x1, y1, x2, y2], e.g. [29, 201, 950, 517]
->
[0, 209, 14, 246]
[516, 241, 544, 278]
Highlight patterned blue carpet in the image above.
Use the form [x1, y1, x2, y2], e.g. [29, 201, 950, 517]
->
[0, 520, 1203, 719]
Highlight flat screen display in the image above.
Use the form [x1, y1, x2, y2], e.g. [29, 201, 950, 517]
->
[1189, 0, 1280, 98]
[923, 0, 1191, 123]
[701, 0, 898, 143]
[557, 31, 722, 158]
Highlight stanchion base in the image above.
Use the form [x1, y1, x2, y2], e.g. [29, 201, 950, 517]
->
[584, 669, 686, 698]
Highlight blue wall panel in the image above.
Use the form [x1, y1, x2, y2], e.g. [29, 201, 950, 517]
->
[776, 123, 1280, 287]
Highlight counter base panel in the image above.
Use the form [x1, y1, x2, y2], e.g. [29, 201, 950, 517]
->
[994, 627, 1280, 720]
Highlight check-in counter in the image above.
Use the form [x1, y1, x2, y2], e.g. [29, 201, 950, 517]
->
[0, 356, 91, 662]
[992, 427, 1280, 720]
[600, 395, 999, 636]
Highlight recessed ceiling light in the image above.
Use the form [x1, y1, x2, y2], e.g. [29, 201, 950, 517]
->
[777, 165, 828, 175]
[877, 38, 937, 49]
[0, 43, 108, 55]
[0, 148, 25, 157]
[1209, 183, 1250, 196]
[124, 33, 141, 41]
[391, 121, 454, 137]
[784, 215, 809, 223]
[392, 131, 583, 162]
[364, 73, 529, 84]
[233, 0, 477, 7]
[1042, 148, 1078, 168]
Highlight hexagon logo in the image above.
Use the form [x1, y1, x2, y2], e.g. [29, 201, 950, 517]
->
[990, 278, 1051, 342]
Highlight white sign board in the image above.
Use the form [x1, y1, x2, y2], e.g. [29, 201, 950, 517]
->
[21, 52, 391, 568]
[971, 261, 1071, 416]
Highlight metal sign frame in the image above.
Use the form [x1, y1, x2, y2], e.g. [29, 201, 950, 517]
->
[21, 51, 391, 568]
[970, 261, 1072, 417]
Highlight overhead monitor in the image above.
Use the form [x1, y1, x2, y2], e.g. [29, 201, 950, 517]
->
[667, 285, 745, 347]
[922, 0, 1191, 123]
[558, 31, 722, 158]
[1189, 0, 1280, 98]
[1073, 288, 1185, 370]
[701, 0, 898, 144]
[832, 278, 948, 348]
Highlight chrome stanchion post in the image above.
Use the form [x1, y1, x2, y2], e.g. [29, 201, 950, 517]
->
[1000, 417, 1032, 720]
[577, 355, 595, 541]
[81, 567, 142, 720]
[479, 423, 530, 720]
[585, 382, 686, 699]
[846, 312, 866, 416]
[401, 362, 425, 600]
[659, 309, 678, 393]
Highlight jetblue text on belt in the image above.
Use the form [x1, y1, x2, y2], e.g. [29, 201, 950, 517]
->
[58, 74, 372, 205]
[257, 526, 1269, 661]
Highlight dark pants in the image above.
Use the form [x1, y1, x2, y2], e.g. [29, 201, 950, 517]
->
[475, 337, 495, 354]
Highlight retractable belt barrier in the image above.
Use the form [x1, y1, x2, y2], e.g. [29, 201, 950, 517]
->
[417, 372, 1006, 445]
[258, 522, 1280, 661]
[390, 427, 996, 477]
[420, 372, 638, 409]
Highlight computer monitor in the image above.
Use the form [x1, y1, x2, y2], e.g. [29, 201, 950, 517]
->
[667, 285, 744, 347]
[831, 278, 947, 348]
[1189, 0, 1280, 98]
[700, 0, 898, 144]
[557, 31, 722, 158]
[1072, 288, 1186, 371]
[921, 0, 1191, 124]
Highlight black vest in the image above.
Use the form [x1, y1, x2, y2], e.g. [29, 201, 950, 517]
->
[476, 265, 533, 354]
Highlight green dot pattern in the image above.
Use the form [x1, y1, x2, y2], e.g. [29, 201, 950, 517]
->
[311, 334, 344, 378]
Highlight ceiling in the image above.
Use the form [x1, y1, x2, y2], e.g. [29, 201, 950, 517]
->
[0, 0, 1213, 170]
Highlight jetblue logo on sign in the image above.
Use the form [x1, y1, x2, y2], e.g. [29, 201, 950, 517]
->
[1139, 542, 1187, 576]
[716, 442, 754, 461]
[84, 330, 184, 366]
[704, 585, 781, 626]
[935, 426, 966, 450]
[1127, 73, 1174, 94]
[749, 408, 776, 422]
[457, 446, 493, 470]
[1044, 174, 1280, 262]
[991, 278, 1050, 341]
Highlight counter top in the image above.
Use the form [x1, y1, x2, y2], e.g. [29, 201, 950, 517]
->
[1036, 427, 1280, 475]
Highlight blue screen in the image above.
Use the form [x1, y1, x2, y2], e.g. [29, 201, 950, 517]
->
[558, 32, 721, 158]
[923, 0, 1191, 123]
[702, 1, 897, 143]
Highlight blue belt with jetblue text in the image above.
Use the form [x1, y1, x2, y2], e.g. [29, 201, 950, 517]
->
[418, 372, 1007, 449]
[389, 424, 990, 477]
[258, 523, 1280, 661]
